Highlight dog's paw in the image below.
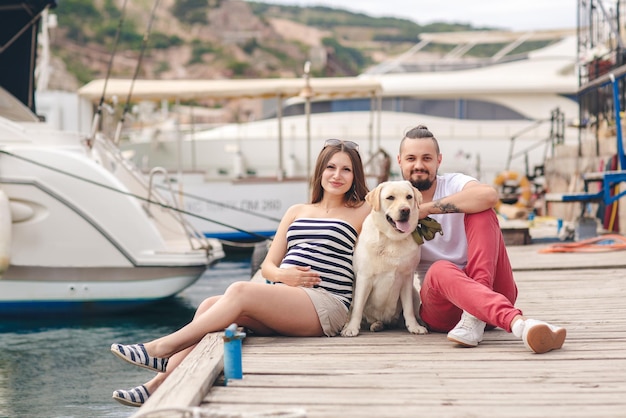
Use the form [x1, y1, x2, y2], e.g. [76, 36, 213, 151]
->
[341, 323, 360, 337]
[370, 321, 385, 332]
[407, 323, 429, 335]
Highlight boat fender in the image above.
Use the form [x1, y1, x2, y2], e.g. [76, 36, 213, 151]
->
[493, 170, 532, 208]
[0, 190, 12, 273]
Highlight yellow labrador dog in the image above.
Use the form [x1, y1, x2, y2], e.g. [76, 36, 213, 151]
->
[342, 180, 428, 337]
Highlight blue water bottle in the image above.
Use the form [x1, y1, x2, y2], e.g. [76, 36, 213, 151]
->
[223, 323, 246, 383]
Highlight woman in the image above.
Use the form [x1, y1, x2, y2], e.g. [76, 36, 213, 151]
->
[110, 139, 371, 406]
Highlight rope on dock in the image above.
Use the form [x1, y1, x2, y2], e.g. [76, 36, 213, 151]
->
[132, 405, 307, 417]
[538, 233, 626, 253]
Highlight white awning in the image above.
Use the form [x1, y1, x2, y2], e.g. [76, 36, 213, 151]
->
[77, 77, 382, 102]
[417, 29, 576, 45]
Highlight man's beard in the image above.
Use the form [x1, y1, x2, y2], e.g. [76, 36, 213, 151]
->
[410, 178, 434, 191]
[408, 170, 436, 191]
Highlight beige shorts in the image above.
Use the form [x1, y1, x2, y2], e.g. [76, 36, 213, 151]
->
[301, 287, 349, 337]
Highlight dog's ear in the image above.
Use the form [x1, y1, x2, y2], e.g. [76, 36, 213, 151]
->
[408, 182, 423, 208]
[366, 182, 385, 211]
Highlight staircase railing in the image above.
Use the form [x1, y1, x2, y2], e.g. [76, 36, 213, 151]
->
[505, 107, 565, 180]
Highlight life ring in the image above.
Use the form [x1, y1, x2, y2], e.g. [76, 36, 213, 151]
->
[493, 170, 532, 208]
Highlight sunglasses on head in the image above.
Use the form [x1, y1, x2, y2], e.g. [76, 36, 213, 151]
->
[323, 139, 359, 152]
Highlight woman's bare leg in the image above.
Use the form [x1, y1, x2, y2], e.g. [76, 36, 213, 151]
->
[144, 281, 322, 359]
[118, 281, 322, 399]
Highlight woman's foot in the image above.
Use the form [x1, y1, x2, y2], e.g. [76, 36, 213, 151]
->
[110, 343, 168, 372]
[112, 385, 150, 407]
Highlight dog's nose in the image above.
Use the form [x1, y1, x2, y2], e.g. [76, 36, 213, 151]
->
[399, 207, 411, 221]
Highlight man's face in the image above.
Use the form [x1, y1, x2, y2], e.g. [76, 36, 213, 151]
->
[397, 138, 442, 191]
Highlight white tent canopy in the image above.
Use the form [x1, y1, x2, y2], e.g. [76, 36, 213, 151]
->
[79, 77, 382, 179]
[77, 77, 382, 102]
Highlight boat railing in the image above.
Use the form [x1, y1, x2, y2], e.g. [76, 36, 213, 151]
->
[92, 133, 214, 252]
[145, 166, 213, 249]
[391, 54, 528, 74]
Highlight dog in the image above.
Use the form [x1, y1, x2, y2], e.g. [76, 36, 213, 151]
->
[341, 180, 428, 337]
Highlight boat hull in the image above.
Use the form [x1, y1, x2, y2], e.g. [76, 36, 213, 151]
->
[0, 264, 207, 316]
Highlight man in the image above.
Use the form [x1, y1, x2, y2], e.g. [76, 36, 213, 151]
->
[399, 125, 566, 354]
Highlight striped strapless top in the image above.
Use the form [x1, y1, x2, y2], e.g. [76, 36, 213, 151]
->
[279, 218, 357, 308]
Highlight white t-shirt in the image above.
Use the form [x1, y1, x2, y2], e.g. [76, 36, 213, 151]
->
[416, 172, 477, 282]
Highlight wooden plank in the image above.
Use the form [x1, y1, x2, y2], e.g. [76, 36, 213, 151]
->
[507, 245, 626, 270]
[206, 386, 624, 403]
[192, 404, 626, 418]
[199, 400, 625, 418]
[130, 333, 224, 418]
[222, 370, 626, 386]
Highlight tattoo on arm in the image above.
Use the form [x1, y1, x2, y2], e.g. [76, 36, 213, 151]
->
[433, 199, 459, 213]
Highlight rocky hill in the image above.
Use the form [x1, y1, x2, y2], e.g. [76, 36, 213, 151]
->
[46, 0, 490, 91]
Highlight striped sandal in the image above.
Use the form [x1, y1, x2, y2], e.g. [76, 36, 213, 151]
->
[112, 385, 150, 407]
[110, 343, 168, 373]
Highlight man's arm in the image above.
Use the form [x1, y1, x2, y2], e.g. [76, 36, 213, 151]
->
[420, 181, 499, 218]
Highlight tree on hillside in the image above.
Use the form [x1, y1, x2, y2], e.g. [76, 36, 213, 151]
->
[172, 0, 210, 24]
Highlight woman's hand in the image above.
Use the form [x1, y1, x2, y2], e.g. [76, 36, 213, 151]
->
[276, 266, 321, 287]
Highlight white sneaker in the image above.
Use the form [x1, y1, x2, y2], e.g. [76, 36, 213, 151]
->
[521, 319, 566, 354]
[447, 311, 486, 347]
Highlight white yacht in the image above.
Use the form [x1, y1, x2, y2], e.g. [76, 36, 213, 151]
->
[0, 0, 224, 315]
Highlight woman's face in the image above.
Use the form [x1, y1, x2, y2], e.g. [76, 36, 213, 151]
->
[321, 151, 354, 197]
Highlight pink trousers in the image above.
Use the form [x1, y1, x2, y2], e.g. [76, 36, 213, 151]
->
[419, 209, 523, 333]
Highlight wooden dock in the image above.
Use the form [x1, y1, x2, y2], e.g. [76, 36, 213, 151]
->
[131, 238, 626, 418]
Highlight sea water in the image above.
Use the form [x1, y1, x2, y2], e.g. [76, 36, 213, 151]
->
[0, 255, 251, 418]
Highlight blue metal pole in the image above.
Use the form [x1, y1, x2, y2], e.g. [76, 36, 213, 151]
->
[610, 74, 626, 169]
